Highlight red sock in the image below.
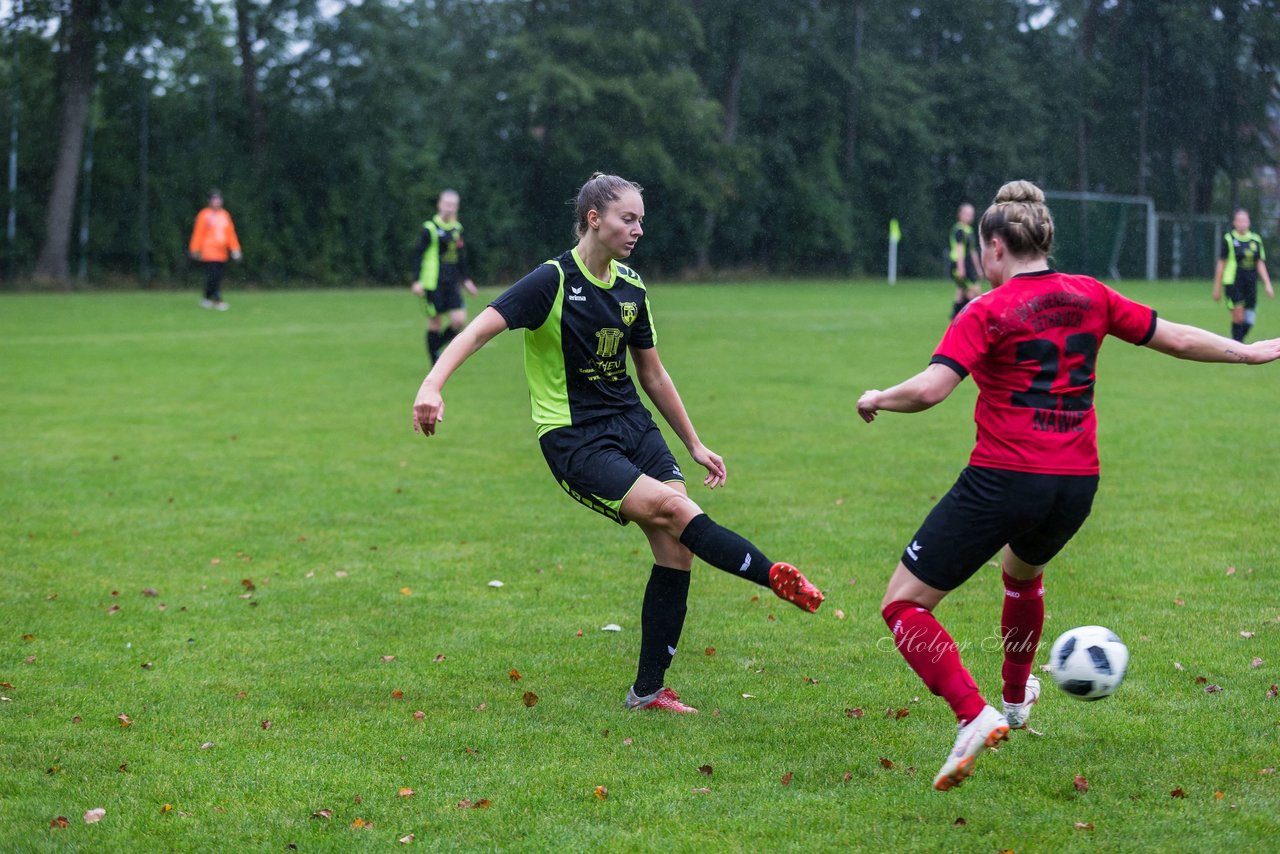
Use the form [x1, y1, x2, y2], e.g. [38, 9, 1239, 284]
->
[1000, 571, 1045, 704]
[882, 600, 986, 725]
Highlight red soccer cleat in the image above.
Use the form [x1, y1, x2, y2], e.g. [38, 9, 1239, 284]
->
[624, 686, 699, 714]
[769, 562, 824, 613]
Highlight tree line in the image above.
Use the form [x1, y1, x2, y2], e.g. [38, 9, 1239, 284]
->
[3, 0, 1279, 288]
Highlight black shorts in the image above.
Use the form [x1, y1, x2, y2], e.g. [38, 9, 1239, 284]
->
[901, 466, 1099, 591]
[1225, 276, 1257, 310]
[426, 279, 464, 316]
[538, 406, 684, 525]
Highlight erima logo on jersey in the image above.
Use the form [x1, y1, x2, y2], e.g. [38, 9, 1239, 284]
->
[667, 645, 677, 657]
[567, 285, 586, 302]
[738, 553, 752, 574]
[906, 540, 922, 561]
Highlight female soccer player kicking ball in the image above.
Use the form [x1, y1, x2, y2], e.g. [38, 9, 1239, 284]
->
[413, 173, 823, 714]
[858, 181, 1280, 790]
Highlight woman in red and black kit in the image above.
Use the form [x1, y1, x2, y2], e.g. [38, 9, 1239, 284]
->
[857, 180, 1280, 791]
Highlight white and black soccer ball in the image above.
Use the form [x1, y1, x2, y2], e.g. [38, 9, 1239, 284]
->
[1048, 625, 1129, 701]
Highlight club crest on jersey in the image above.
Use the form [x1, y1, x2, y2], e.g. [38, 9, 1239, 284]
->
[619, 301, 638, 326]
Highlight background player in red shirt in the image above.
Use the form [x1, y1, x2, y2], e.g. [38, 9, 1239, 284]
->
[857, 180, 1280, 791]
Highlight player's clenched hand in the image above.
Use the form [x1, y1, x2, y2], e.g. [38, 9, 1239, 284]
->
[410, 280, 425, 296]
[690, 444, 726, 490]
[413, 386, 445, 436]
[856, 390, 882, 423]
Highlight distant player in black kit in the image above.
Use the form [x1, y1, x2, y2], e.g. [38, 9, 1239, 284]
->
[949, 203, 982, 319]
[412, 189, 478, 363]
[1212, 208, 1273, 342]
[412, 173, 823, 713]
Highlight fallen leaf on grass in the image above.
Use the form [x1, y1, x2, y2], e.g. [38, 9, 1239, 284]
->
[474, 704, 486, 711]
[692, 787, 711, 794]
[842, 772, 853, 782]
[1171, 787, 1186, 798]
[234, 691, 247, 700]
[434, 654, 446, 662]
[381, 655, 397, 663]
[261, 720, 272, 730]
[311, 809, 332, 819]
[1174, 662, 1184, 671]
[335, 571, 349, 578]
[622, 737, 633, 746]
[240, 579, 255, 591]
[161, 804, 173, 813]
[1074, 822, 1094, 831]
[413, 710, 425, 720]
[118, 763, 128, 772]
[780, 771, 793, 785]
[399, 833, 415, 844]
[594, 786, 608, 800]
[142, 588, 159, 597]
[601, 623, 622, 632]
[953, 817, 967, 826]
[1174, 598, 1185, 606]
[117, 714, 133, 727]
[0, 682, 12, 689]
[400, 587, 412, 596]
[767, 614, 777, 622]
[83, 808, 105, 824]
[1260, 768, 1276, 775]
[1194, 676, 1207, 684]
[1204, 684, 1223, 694]
[509, 668, 521, 682]
[803, 676, 819, 684]
[879, 758, 894, 770]
[886, 707, 910, 720]
[845, 708, 864, 718]
[1267, 685, 1278, 699]
[391, 690, 404, 699]
[350, 818, 370, 829]
[398, 787, 414, 798]
[487, 580, 503, 588]
[705, 647, 716, 656]
[0, 696, 10, 703]
[835, 609, 845, 620]
[1251, 657, 1263, 668]
[199, 742, 214, 750]
[1074, 775, 1089, 792]
[1215, 791, 1225, 800]
[741, 693, 755, 699]
[140, 661, 154, 670]
[106, 605, 120, 614]
[1240, 631, 1255, 639]
[522, 691, 539, 707]
[698, 764, 713, 776]
[575, 630, 583, 637]
[50, 816, 69, 828]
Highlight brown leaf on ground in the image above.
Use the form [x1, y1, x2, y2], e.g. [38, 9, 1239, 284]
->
[474, 704, 486, 711]
[1215, 791, 1225, 800]
[210, 558, 221, 565]
[1204, 684, 1223, 694]
[234, 691, 247, 700]
[1251, 657, 1263, 668]
[1194, 676, 1207, 684]
[0, 682, 12, 688]
[1267, 685, 1278, 699]
[1074, 822, 1095, 831]
[71, 715, 82, 723]
[1171, 787, 1186, 798]
[391, 690, 404, 699]
[350, 818, 369, 829]
[240, 579, 255, 591]
[1074, 775, 1089, 792]
[398, 787, 414, 798]
[803, 676, 819, 684]
[522, 691, 539, 707]
[750, 595, 759, 602]
[575, 630, 583, 637]
[594, 786, 608, 800]
[413, 710, 425, 720]
[509, 668, 522, 682]
[261, 720, 272, 730]
[118, 763, 128, 772]
[434, 654, 446, 662]
[845, 708, 864, 718]
[142, 588, 159, 597]
[50, 816, 69, 828]
[140, 661, 154, 670]
[705, 647, 716, 656]
[953, 817, 967, 826]
[199, 741, 214, 749]
[381, 655, 396, 663]
[354, 794, 362, 804]
[1226, 566, 1237, 576]
[117, 714, 133, 727]
[767, 614, 777, 622]
[842, 772, 853, 782]
[623, 737, 633, 745]
[1240, 631, 1255, 639]
[24, 656, 36, 664]
[1260, 768, 1276, 775]
[698, 764, 713, 776]
[1174, 598, 1185, 606]
[161, 804, 172, 813]
[780, 771, 793, 785]
[400, 587, 412, 596]
[106, 605, 120, 614]
[398, 833, 415, 844]
[692, 787, 711, 794]
[21, 634, 35, 641]
[83, 808, 106, 824]
[879, 758, 894, 769]
[886, 707, 910, 720]
[835, 609, 846, 619]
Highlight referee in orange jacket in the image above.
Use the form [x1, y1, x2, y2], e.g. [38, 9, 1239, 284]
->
[189, 190, 242, 311]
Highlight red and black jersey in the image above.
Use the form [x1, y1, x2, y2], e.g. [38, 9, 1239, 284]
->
[931, 270, 1157, 475]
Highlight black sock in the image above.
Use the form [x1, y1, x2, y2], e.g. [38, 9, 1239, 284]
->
[678, 513, 771, 586]
[1242, 322, 1253, 341]
[634, 564, 690, 697]
[1231, 323, 1244, 342]
[427, 329, 443, 362]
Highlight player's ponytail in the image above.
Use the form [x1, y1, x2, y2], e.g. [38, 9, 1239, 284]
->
[979, 179, 1054, 259]
[573, 173, 644, 239]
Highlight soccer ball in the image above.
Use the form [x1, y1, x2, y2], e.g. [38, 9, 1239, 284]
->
[1048, 625, 1129, 701]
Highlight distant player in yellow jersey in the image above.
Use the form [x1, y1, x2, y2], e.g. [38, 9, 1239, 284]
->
[411, 190, 478, 363]
[949, 203, 983, 319]
[1212, 208, 1273, 342]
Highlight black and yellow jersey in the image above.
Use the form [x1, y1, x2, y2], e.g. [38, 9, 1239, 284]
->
[1219, 229, 1266, 285]
[414, 215, 470, 291]
[490, 248, 656, 436]
[950, 221, 977, 283]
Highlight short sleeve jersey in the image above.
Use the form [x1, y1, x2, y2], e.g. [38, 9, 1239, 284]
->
[950, 222, 977, 281]
[1218, 230, 1266, 285]
[931, 270, 1157, 475]
[490, 248, 656, 436]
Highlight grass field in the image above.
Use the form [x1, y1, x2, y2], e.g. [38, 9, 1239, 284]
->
[2, 279, 1278, 852]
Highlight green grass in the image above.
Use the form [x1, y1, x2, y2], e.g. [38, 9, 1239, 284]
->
[2, 280, 1278, 852]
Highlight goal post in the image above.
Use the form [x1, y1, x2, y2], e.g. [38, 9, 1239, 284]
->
[1043, 191, 1157, 281]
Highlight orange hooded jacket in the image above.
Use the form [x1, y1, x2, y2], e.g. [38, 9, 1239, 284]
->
[189, 207, 241, 262]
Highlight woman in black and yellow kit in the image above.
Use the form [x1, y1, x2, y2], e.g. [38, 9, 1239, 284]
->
[412, 173, 823, 713]
[949, 203, 983, 319]
[411, 189, 479, 363]
[1212, 208, 1273, 342]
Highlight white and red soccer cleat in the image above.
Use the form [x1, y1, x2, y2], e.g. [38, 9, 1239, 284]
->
[768, 562, 824, 613]
[933, 704, 1010, 791]
[624, 686, 699, 714]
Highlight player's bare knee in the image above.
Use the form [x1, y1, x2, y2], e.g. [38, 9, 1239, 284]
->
[647, 488, 700, 534]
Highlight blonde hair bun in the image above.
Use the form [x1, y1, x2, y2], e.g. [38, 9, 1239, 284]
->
[993, 180, 1045, 206]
